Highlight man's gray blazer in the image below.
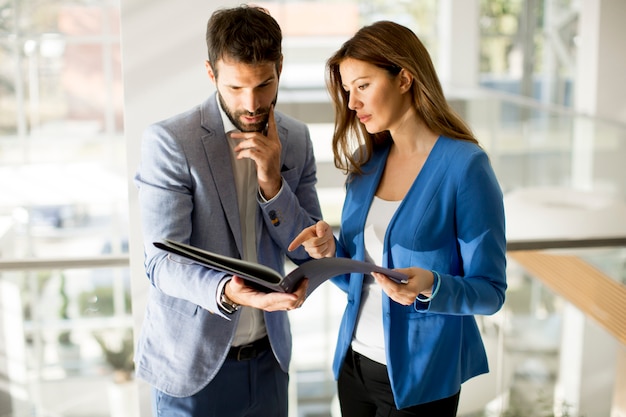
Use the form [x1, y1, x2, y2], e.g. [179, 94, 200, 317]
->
[133, 93, 322, 397]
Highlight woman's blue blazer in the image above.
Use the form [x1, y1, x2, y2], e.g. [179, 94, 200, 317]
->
[332, 136, 507, 408]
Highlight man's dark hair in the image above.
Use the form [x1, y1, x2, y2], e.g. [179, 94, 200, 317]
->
[206, 5, 282, 74]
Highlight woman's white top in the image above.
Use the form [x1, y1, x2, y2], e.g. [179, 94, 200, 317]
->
[351, 196, 401, 365]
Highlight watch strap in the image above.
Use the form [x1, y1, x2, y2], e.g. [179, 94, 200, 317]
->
[219, 282, 240, 314]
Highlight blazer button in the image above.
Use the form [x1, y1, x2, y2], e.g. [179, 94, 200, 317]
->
[269, 210, 280, 227]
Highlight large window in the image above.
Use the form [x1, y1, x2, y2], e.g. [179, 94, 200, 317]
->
[0, 1, 131, 415]
[0, 0, 126, 258]
[479, 0, 578, 107]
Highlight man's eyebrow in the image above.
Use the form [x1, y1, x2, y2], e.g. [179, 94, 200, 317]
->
[225, 75, 277, 89]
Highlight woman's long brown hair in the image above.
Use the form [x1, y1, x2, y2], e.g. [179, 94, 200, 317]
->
[326, 21, 478, 175]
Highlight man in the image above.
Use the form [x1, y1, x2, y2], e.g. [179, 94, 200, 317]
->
[133, 5, 322, 416]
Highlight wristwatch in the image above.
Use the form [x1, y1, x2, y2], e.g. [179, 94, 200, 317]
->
[219, 285, 240, 314]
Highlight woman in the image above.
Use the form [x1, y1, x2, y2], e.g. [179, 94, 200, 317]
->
[289, 21, 507, 416]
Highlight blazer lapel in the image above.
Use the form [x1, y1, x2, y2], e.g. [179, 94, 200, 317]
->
[199, 95, 243, 257]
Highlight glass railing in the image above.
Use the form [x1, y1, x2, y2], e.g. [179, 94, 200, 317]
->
[0, 261, 136, 417]
[499, 246, 626, 417]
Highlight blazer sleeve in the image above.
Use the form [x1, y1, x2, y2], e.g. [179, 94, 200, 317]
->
[425, 150, 507, 315]
[134, 122, 228, 317]
[258, 116, 323, 264]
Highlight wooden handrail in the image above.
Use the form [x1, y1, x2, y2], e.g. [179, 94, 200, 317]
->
[509, 250, 626, 346]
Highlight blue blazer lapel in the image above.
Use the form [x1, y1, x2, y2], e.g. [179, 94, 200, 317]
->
[200, 96, 244, 257]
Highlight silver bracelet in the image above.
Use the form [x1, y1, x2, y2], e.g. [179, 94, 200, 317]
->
[416, 270, 441, 302]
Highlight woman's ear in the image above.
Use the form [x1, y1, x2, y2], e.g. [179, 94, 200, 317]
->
[398, 69, 413, 93]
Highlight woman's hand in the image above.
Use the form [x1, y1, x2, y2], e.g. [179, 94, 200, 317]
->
[288, 220, 336, 259]
[372, 267, 435, 306]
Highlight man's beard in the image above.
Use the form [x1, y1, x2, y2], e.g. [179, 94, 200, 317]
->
[218, 92, 277, 133]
